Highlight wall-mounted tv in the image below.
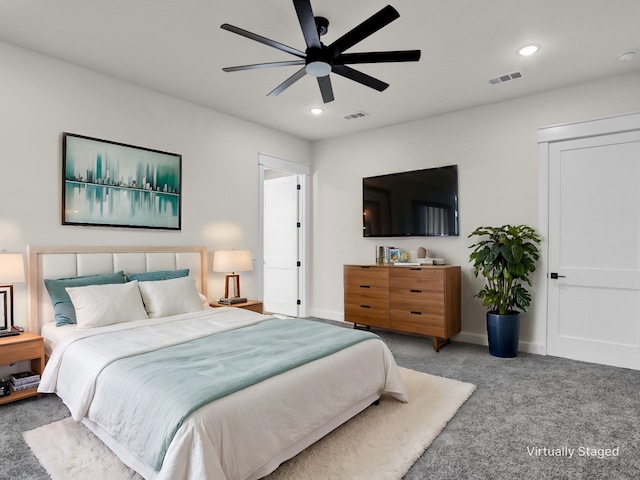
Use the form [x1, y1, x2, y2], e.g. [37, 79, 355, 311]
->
[363, 165, 459, 237]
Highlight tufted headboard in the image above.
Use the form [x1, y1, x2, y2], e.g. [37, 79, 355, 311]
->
[27, 245, 208, 334]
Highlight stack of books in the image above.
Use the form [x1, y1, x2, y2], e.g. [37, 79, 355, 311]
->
[10, 371, 40, 392]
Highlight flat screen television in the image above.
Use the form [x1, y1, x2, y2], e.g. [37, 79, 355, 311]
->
[363, 165, 459, 237]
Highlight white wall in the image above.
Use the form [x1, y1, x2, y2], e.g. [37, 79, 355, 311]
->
[4, 36, 640, 354]
[0, 41, 311, 328]
[310, 71, 640, 353]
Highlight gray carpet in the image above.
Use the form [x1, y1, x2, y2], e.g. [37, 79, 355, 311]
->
[3, 320, 639, 479]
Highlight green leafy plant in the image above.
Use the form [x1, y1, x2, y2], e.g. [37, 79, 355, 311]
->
[468, 224, 541, 315]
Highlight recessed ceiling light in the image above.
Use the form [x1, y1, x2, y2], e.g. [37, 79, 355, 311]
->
[310, 108, 323, 115]
[518, 45, 539, 56]
[618, 50, 637, 62]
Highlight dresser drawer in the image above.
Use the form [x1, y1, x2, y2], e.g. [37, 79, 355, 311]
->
[389, 288, 445, 314]
[344, 266, 389, 288]
[390, 309, 446, 338]
[389, 267, 444, 292]
[345, 304, 390, 328]
[344, 284, 389, 308]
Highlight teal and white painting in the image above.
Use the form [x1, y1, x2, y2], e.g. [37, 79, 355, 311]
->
[62, 133, 181, 230]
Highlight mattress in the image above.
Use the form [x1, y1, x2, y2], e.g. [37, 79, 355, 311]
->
[40, 308, 407, 480]
[41, 322, 77, 357]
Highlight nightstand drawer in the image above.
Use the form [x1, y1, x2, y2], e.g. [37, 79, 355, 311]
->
[0, 335, 44, 364]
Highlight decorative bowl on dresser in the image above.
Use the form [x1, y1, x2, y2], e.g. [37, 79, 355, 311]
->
[344, 264, 461, 351]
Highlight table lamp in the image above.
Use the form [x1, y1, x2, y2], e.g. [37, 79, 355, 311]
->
[212, 250, 253, 304]
[0, 252, 25, 332]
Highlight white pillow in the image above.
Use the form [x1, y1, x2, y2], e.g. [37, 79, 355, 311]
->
[137, 276, 205, 318]
[66, 281, 149, 329]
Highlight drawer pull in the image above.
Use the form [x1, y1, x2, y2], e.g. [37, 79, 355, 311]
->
[410, 311, 422, 315]
[410, 267, 422, 271]
[360, 305, 371, 309]
[410, 289, 422, 293]
[360, 266, 371, 269]
[359, 285, 371, 289]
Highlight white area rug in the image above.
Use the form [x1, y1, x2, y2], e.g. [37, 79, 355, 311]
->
[23, 368, 475, 480]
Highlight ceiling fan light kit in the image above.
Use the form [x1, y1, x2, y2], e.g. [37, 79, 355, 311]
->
[221, 0, 421, 103]
[306, 61, 331, 77]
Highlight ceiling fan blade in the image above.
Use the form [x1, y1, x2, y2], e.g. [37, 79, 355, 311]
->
[293, 0, 321, 49]
[267, 67, 308, 97]
[221, 23, 306, 58]
[335, 50, 421, 65]
[223, 60, 305, 72]
[317, 75, 334, 103]
[332, 65, 389, 92]
[329, 5, 400, 57]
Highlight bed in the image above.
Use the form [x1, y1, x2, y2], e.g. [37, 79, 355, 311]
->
[28, 245, 407, 480]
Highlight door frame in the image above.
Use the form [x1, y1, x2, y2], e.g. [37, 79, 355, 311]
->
[538, 111, 640, 356]
[258, 153, 310, 318]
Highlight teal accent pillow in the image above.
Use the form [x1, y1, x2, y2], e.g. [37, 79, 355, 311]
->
[44, 271, 126, 326]
[126, 269, 189, 283]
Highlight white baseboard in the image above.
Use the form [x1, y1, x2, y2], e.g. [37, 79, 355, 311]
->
[307, 310, 547, 355]
[449, 332, 547, 355]
[452, 331, 488, 346]
[308, 308, 344, 323]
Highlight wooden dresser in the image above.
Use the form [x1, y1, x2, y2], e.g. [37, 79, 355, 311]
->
[344, 264, 461, 351]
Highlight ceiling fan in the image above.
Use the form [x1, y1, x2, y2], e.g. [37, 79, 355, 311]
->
[220, 0, 421, 103]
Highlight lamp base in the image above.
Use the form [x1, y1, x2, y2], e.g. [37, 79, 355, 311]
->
[223, 273, 241, 298]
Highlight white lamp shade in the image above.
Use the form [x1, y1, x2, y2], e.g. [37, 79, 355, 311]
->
[0, 253, 25, 284]
[213, 250, 253, 273]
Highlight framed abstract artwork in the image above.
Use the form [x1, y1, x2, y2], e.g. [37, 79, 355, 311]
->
[62, 132, 182, 230]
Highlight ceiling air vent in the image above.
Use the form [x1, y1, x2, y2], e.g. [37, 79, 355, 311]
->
[342, 111, 369, 120]
[488, 71, 523, 85]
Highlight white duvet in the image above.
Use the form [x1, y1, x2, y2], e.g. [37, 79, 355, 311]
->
[40, 308, 407, 480]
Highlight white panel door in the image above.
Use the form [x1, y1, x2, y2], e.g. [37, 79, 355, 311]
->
[548, 131, 640, 370]
[263, 174, 300, 317]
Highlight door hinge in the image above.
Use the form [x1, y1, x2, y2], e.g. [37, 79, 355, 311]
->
[297, 299, 301, 305]
[297, 261, 301, 267]
[296, 222, 301, 228]
[297, 184, 301, 190]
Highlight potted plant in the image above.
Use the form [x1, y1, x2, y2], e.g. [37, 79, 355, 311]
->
[468, 224, 541, 357]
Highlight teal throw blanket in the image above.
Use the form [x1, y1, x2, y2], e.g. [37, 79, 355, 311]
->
[90, 318, 379, 470]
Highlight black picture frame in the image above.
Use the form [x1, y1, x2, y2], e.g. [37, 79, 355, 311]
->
[62, 132, 182, 230]
[0, 288, 10, 331]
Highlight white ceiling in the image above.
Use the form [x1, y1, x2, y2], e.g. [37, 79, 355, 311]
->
[1, 0, 639, 141]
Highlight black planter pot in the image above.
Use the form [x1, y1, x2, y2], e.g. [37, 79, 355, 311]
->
[486, 311, 520, 358]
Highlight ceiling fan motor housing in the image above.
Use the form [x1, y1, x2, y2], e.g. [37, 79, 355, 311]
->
[315, 16, 329, 36]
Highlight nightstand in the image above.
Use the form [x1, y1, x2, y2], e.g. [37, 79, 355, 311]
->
[210, 300, 264, 314]
[0, 332, 45, 404]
